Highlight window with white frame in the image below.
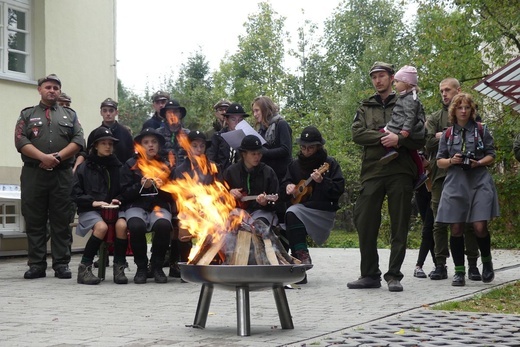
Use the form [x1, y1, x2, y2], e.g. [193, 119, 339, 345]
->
[0, 0, 31, 79]
[0, 200, 21, 231]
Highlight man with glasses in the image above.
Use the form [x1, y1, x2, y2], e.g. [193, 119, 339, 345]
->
[15, 74, 84, 279]
[207, 102, 247, 171]
[142, 91, 170, 130]
[281, 126, 345, 284]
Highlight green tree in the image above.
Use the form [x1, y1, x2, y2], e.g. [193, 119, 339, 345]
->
[117, 79, 150, 135]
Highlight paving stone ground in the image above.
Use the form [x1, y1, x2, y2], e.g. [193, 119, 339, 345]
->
[1, 248, 519, 347]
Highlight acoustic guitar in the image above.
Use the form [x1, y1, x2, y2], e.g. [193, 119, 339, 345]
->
[291, 162, 330, 204]
[238, 193, 279, 209]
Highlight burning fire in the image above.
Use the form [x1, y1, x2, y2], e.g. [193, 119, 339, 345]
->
[135, 131, 246, 261]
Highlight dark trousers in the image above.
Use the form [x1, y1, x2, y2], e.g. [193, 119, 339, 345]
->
[353, 174, 414, 282]
[414, 184, 435, 267]
[21, 166, 73, 270]
[128, 217, 171, 269]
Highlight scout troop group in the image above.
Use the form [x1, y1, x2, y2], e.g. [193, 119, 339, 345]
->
[16, 63, 499, 291]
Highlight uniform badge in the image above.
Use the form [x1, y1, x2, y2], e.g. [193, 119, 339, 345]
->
[32, 127, 39, 137]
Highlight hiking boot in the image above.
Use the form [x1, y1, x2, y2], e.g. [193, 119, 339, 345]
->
[451, 272, 466, 286]
[482, 261, 495, 283]
[347, 277, 381, 289]
[54, 265, 72, 279]
[429, 265, 448, 280]
[77, 264, 101, 285]
[153, 267, 168, 284]
[379, 150, 399, 165]
[134, 267, 148, 284]
[468, 266, 482, 281]
[387, 279, 403, 292]
[24, 266, 46, 279]
[113, 262, 128, 284]
[169, 263, 181, 278]
[413, 266, 427, 278]
[293, 249, 312, 265]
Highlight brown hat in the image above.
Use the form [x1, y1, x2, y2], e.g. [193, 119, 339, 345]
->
[151, 90, 170, 102]
[58, 93, 71, 102]
[38, 74, 61, 86]
[369, 62, 395, 75]
[100, 98, 118, 109]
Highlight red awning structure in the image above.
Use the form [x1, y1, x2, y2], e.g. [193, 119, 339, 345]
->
[473, 56, 520, 113]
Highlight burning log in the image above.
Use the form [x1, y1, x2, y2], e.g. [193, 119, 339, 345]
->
[229, 230, 252, 265]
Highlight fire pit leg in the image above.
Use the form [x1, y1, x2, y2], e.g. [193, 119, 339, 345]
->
[236, 285, 251, 336]
[193, 284, 214, 329]
[272, 285, 294, 329]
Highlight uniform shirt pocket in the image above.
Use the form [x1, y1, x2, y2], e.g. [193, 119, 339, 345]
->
[27, 121, 44, 139]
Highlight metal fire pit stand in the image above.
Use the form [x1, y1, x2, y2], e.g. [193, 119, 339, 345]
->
[192, 283, 293, 336]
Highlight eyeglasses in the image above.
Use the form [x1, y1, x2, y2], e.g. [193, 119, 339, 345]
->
[300, 145, 317, 151]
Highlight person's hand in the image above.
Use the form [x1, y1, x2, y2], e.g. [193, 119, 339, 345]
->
[381, 132, 399, 147]
[92, 201, 109, 208]
[311, 169, 323, 183]
[450, 153, 463, 165]
[230, 188, 243, 199]
[39, 153, 60, 169]
[286, 184, 296, 195]
[256, 193, 267, 206]
[154, 178, 163, 188]
[111, 199, 121, 205]
[435, 131, 443, 139]
[141, 177, 153, 188]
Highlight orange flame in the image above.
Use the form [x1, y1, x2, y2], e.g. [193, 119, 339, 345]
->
[133, 143, 171, 183]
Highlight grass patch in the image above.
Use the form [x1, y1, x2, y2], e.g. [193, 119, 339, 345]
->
[433, 281, 520, 314]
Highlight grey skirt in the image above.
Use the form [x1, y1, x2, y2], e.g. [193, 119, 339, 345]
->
[76, 210, 126, 237]
[286, 204, 336, 245]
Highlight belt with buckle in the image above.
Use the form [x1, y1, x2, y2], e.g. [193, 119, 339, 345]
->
[24, 162, 71, 171]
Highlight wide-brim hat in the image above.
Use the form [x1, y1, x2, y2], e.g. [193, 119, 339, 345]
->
[224, 102, 249, 118]
[296, 126, 326, 146]
[238, 134, 265, 152]
[188, 130, 207, 143]
[134, 127, 166, 147]
[89, 127, 119, 149]
[160, 99, 187, 119]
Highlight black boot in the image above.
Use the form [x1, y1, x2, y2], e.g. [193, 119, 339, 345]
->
[451, 272, 466, 286]
[482, 261, 494, 283]
[134, 267, 148, 284]
[429, 264, 448, 280]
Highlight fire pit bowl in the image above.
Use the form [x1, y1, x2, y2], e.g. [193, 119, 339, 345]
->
[180, 263, 310, 336]
[180, 263, 308, 290]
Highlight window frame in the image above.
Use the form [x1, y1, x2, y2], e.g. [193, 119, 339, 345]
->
[0, 200, 21, 232]
[0, 0, 32, 81]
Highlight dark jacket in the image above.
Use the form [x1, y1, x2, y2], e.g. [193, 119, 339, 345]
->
[206, 127, 239, 171]
[157, 125, 189, 169]
[281, 155, 345, 211]
[72, 154, 122, 213]
[223, 161, 279, 214]
[142, 112, 164, 130]
[257, 118, 292, 180]
[120, 156, 174, 212]
[173, 156, 223, 185]
[86, 123, 134, 164]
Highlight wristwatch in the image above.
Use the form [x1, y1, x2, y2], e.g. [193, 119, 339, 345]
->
[53, 153, 62, 162]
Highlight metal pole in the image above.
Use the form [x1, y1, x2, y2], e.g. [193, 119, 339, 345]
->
[193, 284, 214, 328]
[236, 285, 251, 336]
[272, 285, 294, 329]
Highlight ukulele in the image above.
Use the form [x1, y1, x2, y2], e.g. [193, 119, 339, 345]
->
[291, 162, 330, 204]
[238, 194, 279, 209]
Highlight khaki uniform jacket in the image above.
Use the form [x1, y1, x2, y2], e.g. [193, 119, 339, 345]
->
[425, 105, 450, 183]
[352, 93, 425, 184]
[15, 102, 84, 167]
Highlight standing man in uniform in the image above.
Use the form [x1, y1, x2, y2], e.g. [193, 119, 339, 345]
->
[206, 99, 230, 140]
[426, 78, 481, 281]
[142, 91, 170, 130]
[15, 74, 84, 279]
[348, 62, 425, 292]
[86, 98, 134, 164]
